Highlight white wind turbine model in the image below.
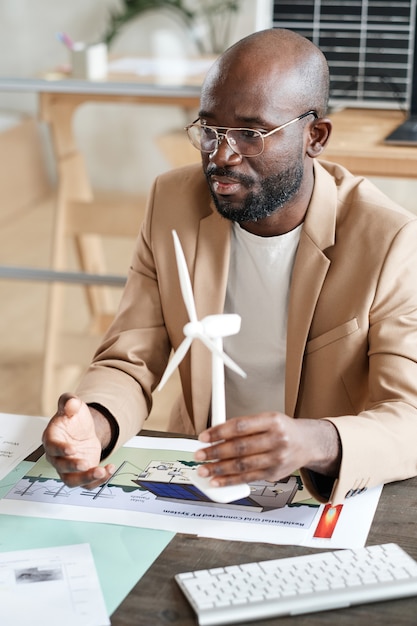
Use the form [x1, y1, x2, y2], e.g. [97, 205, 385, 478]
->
[158, 230, 251, 503]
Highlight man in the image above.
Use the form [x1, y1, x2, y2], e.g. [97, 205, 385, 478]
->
[42, 28, 417, 505]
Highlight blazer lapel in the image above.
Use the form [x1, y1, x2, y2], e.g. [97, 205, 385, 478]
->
[285, 162, 337, 416]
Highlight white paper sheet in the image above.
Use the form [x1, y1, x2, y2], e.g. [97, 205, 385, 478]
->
[0, 543, 109, 626]
[0, 412, 47, 480]
[0, 435, 382, 549]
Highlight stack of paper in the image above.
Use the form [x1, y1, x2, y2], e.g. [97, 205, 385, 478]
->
[0, 543, 109, 626]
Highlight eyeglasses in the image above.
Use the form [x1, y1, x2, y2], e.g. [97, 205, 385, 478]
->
[185, 110, 318, 157]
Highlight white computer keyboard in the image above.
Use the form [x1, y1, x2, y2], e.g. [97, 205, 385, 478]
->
[175, 543, 417, 625]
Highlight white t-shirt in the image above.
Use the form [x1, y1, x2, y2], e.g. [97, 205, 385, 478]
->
[223, 221, 302, 419]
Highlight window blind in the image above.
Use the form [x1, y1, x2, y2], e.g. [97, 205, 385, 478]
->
[272, 0, 416, 109]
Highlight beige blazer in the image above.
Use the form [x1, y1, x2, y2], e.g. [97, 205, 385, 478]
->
[77, 159, 417, 504]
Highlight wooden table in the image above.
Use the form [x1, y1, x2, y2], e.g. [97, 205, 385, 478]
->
[324, 107, 417, 178]
[19, 432, 417, 624]
[111, 474, 417, 625]
[37, 80, 202, 414]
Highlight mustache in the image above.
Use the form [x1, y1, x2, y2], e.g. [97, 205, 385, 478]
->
[205, 166, 252, 186]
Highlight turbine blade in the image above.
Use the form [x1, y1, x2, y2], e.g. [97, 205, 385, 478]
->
[172, 230, 198, 323]
[158, 337, 192, 390]
[197, 334, 247, 378]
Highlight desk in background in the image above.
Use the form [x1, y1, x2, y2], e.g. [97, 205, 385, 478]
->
[37, 78, 202, 415]
[324, 107, 417, 178]
[0, 75, 201, 415]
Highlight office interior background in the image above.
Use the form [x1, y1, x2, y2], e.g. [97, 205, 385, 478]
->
[0, 0, 416, 422]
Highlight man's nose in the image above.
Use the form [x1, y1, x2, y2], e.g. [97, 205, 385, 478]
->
[209, 134, 242, 165]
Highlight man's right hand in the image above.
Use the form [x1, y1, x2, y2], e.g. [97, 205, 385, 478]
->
[42, 393, 116, 489]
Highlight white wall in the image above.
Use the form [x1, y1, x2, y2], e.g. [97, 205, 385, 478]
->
[0, 0, 270, 194]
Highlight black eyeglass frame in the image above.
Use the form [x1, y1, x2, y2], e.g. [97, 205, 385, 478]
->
[184, 110, 318, 157]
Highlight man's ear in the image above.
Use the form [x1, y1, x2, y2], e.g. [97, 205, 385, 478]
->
[307, 118, 332, 158]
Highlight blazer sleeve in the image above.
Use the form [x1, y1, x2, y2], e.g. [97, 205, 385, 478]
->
[323, 219, 417, 504]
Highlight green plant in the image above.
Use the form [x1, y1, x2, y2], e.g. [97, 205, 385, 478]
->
[194, 0, 241, 55]
[102, 0, 242, 54]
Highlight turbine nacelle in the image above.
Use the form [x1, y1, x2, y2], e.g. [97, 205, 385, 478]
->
[184, 313, 241, 339]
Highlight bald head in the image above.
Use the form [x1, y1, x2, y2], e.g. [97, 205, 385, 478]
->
[202, 29, 330, 118]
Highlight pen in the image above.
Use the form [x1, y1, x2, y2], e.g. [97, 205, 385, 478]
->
[56, 31, 75, 50]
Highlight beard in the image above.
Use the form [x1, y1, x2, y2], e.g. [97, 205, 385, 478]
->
[205, 161, 304, 224]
